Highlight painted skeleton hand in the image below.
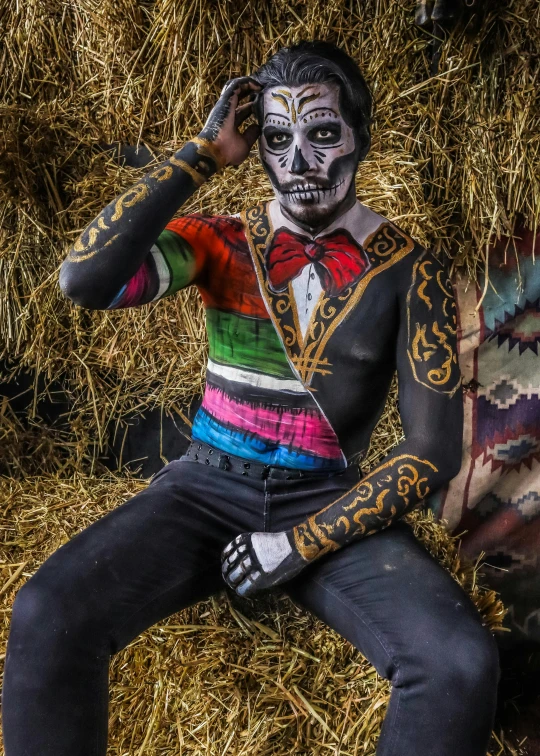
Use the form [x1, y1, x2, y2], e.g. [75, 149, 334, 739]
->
[221, 531, 307, 597]
[199, 76, 261, 167]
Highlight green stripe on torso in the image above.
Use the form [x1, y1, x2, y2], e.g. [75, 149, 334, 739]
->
[155, 229, 197, 293]
[206, 308, 296, 379]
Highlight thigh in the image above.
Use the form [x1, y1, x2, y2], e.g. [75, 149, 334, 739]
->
[19, 460, 254, 653]
[284, 520, 489, 680]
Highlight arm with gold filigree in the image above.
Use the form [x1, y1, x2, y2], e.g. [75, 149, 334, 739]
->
[221, 248, 463, 596]
[59, 77, 261, 310]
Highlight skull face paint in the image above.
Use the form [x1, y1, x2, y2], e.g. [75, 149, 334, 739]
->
[259, 82, 359, 230]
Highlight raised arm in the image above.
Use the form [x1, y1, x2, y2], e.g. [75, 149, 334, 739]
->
[59, 77, 261, 310]
[222, 248, 464, 596]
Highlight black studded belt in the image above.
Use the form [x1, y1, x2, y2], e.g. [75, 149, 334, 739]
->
[180, 439, 347, 480]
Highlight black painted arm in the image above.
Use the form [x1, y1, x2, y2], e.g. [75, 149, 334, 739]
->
[290, 248, 464, 562]
[59, 77, 261, 310]
[59, 139, 224, 310]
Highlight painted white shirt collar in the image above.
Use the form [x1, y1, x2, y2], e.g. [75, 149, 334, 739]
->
[267, 197, 386, 248]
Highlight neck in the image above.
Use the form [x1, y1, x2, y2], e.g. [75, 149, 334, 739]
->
[278, 183, 357, 236]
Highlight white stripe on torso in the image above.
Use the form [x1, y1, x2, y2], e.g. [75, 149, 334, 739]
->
[207, 358, 308, 393]
[150, 245, 171, 301]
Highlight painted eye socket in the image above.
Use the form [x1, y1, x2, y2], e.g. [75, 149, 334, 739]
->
[308, 125, 341, 144]
[263, 129, 293, 151]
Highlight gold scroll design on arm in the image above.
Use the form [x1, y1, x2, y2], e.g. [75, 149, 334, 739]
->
[292, 454, 438, 561]
[407, 256, 461, 396]
[68, 140, 215, 263]
[68, 183, 150, 262]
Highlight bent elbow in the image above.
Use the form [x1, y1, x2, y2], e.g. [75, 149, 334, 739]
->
[434, 439, 463, 485]
[413, 434, 463, 487]
[58, 262, 111, 310]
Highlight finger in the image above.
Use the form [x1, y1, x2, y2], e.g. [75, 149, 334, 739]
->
[234, 102, 253, 127]
[236, 580, 254, 597]
[236, 570, 262, 597]
[225, 89, 241, 121]
[221, 541, 235, 560]
[230, 79, 262, 105]
[242, 123, 261, 151]
[221, 544, 250, 576]
[227, 562, 246, 585]
[228, 554, 252, 576]
[233, 76, 262, 93]
[223, 572, 236, 590]
[221, 534, 248, 560]
[222, 542, 247, 563]
[222, 549, 244, 574]
[221, 76, 261, 101]
[226, 555, 252, 585]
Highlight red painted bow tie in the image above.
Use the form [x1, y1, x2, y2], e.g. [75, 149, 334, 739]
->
[265, 227, 369, 297]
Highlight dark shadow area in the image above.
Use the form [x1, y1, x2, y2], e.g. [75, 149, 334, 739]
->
[95, 141, 156, 169]
[0, 360, 198, 478]
[496, 644, 540, 755]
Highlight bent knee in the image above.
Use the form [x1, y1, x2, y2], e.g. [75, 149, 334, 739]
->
[10, 570, 94, 647]
[420, 623, 500, 697]
[450, 625, 500, 692]
[11, 576, 62, 633]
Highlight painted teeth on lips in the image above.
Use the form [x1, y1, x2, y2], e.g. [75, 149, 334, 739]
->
[282, 178, 346, 203]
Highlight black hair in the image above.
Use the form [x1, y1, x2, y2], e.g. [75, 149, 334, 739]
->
[253, 41, 373, 159]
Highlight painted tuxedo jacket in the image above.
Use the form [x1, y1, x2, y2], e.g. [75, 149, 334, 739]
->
[107, 199, 462, 480]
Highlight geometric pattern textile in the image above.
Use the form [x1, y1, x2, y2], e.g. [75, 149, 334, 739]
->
[428, 227, 540, 643]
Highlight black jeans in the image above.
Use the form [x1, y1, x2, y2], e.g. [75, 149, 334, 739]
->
[2, 455, 499, 756]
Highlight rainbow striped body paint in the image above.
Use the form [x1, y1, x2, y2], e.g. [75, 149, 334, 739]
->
[107, 213, 346, 470]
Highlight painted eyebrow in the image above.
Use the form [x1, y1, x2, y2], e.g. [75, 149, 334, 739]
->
[297, 85, 318, 98]
[297, 93, 321, 113]
[271, 92, 290, 112]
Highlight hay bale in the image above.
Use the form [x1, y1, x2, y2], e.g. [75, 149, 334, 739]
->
[0, 5, 534, 750]
[0, 473, 512, 755]
[1, 1, 538, 466]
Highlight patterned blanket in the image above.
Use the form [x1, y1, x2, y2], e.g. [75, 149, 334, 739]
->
[429, 228, 540, 643]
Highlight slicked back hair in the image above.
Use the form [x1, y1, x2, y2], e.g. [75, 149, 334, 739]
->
[253, 41, 373, 160]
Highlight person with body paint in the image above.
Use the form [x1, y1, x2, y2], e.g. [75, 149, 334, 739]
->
[2, 41, 499, 756]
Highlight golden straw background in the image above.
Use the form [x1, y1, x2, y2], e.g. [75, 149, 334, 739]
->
[0, 1, 538, 753]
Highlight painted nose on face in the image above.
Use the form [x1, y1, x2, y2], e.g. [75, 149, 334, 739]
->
[290, 146, 310, 175]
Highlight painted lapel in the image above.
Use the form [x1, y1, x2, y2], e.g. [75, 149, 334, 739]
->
[242, 202, 416, 386]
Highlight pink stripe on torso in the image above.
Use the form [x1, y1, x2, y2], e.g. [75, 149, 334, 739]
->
[201, 385, 342, 459]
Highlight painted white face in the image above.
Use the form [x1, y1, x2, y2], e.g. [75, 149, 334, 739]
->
[259, 82, 358, 229]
